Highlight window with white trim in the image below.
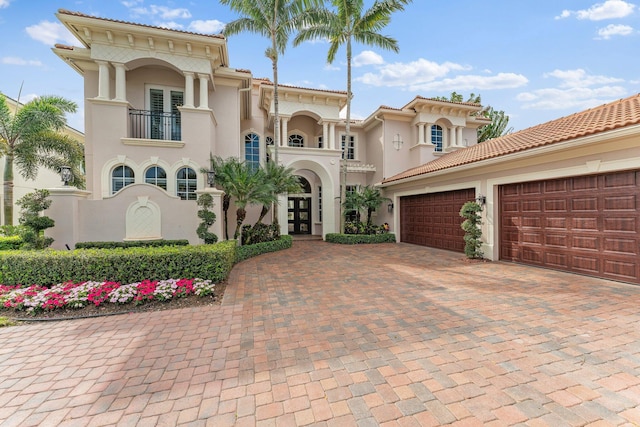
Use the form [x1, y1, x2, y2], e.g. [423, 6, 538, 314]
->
[341, 134, 355, 160]
[288, 134, 304, 148]
[147, 86, 183, 141]
[245, 133, 260, 171]
[176, 167, 197, 200]
[431, 125, 443, 152]
[112, 165, 135, 194]
[145, 166, 167, 190]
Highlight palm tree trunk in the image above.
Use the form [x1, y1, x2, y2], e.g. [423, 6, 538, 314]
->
[3, 155, 14, 225]
[341, 37, 353, 234]
[223, 194, 230, 240]
[271, 19, 280, 165]
[234, 207, 247, 241]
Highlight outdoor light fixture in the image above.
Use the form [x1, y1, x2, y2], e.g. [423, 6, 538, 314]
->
[60, 166, 73, 186]
[392, 133, 403, 151]
[387, 202, 394, 213]
[206, 170, 216, 188]
[475, 195, 487, 206]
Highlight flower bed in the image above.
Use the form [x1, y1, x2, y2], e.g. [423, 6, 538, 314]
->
[0, 278, 215, 315]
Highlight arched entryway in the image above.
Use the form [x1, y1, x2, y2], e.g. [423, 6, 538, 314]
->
[288, 177, 312, 235]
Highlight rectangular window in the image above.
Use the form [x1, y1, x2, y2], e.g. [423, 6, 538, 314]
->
[345, 185, 358, 222]
[341, 134, 355, 160]
[317, 136, 323, 149]
[318, 186, 322, 222]
[145, 86, 183, 141]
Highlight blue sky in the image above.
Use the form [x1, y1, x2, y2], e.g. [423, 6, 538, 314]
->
[1, 0, 639, 134]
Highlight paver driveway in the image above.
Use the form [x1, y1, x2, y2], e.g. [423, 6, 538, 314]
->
[1, 241, 640, 426]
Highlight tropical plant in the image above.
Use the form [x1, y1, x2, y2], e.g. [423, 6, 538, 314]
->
[361, 185, 390, 228]
[343, 186, 365, 226]
[254, 161, 302, 226]
[433, 92, 512, 142]
[16, 189, 54, 250]
[459, 201, 483, 259]
[220, 0, 321, 165]
[294, 0, 411, 231]
[0, 91, 84, 225]
[203, 155, 241, 240]
[196, 193, 218, 244]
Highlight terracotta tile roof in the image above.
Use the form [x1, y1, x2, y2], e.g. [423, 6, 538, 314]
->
[383, 93, 640, 184]
[259, 80, 347, 95]
[57, 9, 225, 39]
[405, 95, 483, 109]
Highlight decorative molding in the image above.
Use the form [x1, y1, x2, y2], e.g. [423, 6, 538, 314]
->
[121, 138, 185, 148]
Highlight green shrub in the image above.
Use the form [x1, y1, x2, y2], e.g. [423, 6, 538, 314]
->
[196, 193, 218, 244]
[75, 240, 190, 249]
[17, 189, 54, 250]
[0, 236, 23, 250]
[236, 235, 292, 262]
[325, 233, 396, 244]
[0, 241, 237, 286]
[0, 225, 25, 237]
[460, 201, 483, 259]
[241, 223, 280, 245]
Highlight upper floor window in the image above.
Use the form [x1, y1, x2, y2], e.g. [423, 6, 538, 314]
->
[317, 136, 324, 149]
[431, 125, 443, 152]
[145, 166, 167, 190]
[112, 165, 135, 194]
[288, 134, 304, 148]
[146, 86, 183, 141]
[265, 136, 274, 163]
[341, 134, 355, 160]
[245, 133, 260, 171]
[177, 167, 197, 200]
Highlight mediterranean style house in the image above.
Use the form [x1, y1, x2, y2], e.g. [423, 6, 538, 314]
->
[46, 9, 488, 248]
[0, 93, 84, 225]
[47, 10, 640, 286]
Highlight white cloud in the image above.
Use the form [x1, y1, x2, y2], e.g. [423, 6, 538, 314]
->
[353, 51, 384, 67]
[356, 58, 470, 87]
[0, 0, 10, 8]
[1, 57, 43, 67]
[596, 23, 634, 38]
[188, 19, 225, 34]
[121, 0, 143, 7]
[324, 64, 340, 71]
[409, 73, 529, 92]
[556, 0, 635, 20]
[517, 68, 628, 110]
[543, 68, 624, 87]
[156, 21, 183, 30]
[25, 21, 78, 46]
[131, 5, 191, 20]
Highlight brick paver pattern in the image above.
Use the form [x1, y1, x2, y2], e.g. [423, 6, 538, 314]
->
[1, 242, 640, 426]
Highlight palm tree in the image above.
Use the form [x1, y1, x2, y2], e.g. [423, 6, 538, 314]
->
[220, 0, 320, 165]
[0, 92, 84, 225]
[255, 161, 302, 228]
[294, 0, 411, 231]
[221, 160, 276, 241]
[202, 154, 237, 240]
[361, 185, 390, 228]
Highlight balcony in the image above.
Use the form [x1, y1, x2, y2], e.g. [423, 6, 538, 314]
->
[129, 109, 181, 141]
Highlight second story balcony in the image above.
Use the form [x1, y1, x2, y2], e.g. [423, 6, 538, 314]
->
[129, 109, 181, 141]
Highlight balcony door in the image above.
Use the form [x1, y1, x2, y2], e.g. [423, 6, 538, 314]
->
[147, 86, 183, 140]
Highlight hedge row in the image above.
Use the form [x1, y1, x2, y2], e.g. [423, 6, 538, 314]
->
[236, 235, 293, 263]
[0, 236, 22, 251]
[325, 233, 396, 244]
[75, 239, 189, 249]
[0, 241, 237, 286]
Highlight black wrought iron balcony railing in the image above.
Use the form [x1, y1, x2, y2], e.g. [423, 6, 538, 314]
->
[129, 109, 181, 141]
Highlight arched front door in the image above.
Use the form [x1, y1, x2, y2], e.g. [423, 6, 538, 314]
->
[288, 177, 312, 235]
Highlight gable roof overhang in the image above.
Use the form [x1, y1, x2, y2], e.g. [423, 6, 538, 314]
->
[381, 93, 640, 187]
[258, 81, 348, 119]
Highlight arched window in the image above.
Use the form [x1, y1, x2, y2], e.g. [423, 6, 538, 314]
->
[265, 136, 274, 163]
[176, 167, 197, 200]
[431, 125, 443, 152]
[298, 176, 312, 193]
[245, 133, 260, 171]
[145, 166, 167, 190]
[288, 134, 304, 148]
[112, 165, 135, 194]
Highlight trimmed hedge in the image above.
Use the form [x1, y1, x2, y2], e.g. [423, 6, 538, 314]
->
[325, 233, 396, 244]
[236, 235, 293, 262]
[0, 241, 237, 286]
[75, 239, 190, 249]
[0, 236, 22, 251]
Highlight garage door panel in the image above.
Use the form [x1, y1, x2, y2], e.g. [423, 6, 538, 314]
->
[500, 170, 640, 285]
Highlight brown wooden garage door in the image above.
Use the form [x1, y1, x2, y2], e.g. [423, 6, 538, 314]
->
[400, 188, 475, 252]
[500, 170, 640, 284]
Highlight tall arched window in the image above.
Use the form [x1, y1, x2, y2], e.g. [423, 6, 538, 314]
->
[245, 133, 260, 171]
[145, 166, 167, 190]
[112, 165, 135, 194]
[288, 134, 304, 148]
[431, 125, 443, 152]
[176, 167, 197, 200]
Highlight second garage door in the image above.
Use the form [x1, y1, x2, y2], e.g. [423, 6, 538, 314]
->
[400, 188, 475, 252]
[500, 170, 640, 284]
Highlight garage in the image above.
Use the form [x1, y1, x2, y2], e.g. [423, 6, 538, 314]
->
[500, 170, 640, 284]
[400, 188, 475, 252]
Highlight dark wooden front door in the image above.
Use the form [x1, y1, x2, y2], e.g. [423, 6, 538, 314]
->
[500, 170, 640, 284]
[400, 188, 475, 252]
[288, 197, 312, 235]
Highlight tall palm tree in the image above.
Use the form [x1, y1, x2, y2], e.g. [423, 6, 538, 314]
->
[0, 92, 84, 225]
[220, 0, 320, 165]
[203, 154, 239, 240]
[294, 0, 411, 231]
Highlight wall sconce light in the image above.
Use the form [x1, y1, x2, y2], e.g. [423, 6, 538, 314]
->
[60, 166, 73, 186]
[206, 170, 216, 188]
[392, 134, 403, 151]
[475, 195, 486, 206]
[387, 202, 394, 213]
